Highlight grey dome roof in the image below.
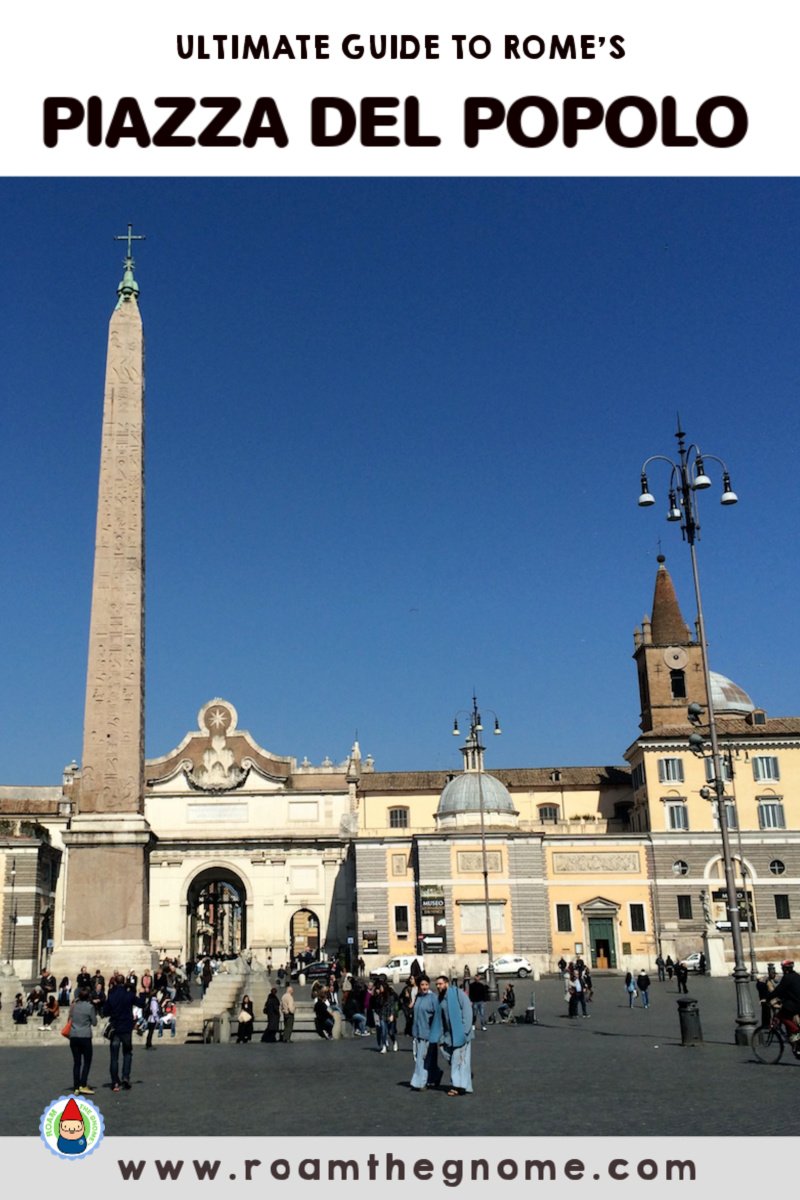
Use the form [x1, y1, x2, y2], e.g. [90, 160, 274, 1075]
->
[710, 671, 755, 716]
[437, 772, 516, 816]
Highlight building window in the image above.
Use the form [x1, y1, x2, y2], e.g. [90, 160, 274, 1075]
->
[666, 802, 689, 831]
[677, 895, 693, 920]
[394, 905, 409, 935]
[658, 758, 685, 784]
[631, 762, 645, 791]
[670, 669, 687, 699]
[672, 860, 689, 876]
[752, 756, 780, 782]
[713, 800, 738, 831]
[538, 805, 559, 823]
[775, 895, 791, 921]
[704, 757, 733, 783]
[769, 859, 786, 876]
[556, 904, 572, 932]
[388, 807, 409, 828]
[758, 800, 786, 830]
[630, 903, 646, 932]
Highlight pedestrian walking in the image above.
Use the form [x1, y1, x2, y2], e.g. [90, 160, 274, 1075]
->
[409, 977, 442, 1091]
[67, 986, 97, 1095]
[280, 985, 295, 1042]
[104, 973, 136, 1092]
[261, 987, 281, 1042]
[665, 955, 675, 981]
[573, 972, 588, 1017]
[373, 981, 399, 1053]
[144, 992, 161, 1048]
[431, 975, 473, 1096]
[468, 976, 488, 1030]
[636, 970, 651, 1009]
[625, 971, 637, 1007]
[655, 954, 666, 982]
[675, 962, 689, 994]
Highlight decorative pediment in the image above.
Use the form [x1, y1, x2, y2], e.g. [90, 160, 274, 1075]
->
[146, 698, 296, 793]
[578, 896, 621, 914]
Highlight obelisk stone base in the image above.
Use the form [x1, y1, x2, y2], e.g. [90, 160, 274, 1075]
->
[55, 815, 156, 978]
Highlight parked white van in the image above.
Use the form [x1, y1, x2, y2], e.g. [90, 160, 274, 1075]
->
[368, 955, 424, 984]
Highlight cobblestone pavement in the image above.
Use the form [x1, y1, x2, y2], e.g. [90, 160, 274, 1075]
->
[3, 977, 798, 1138]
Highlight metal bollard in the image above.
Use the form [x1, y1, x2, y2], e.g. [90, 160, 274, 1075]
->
[676, 996, 703, 1045]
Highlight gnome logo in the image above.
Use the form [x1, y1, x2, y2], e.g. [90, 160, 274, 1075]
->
[40, 1094, 104, 1160]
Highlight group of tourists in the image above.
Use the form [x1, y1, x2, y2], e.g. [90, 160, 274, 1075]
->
[235, 986, 297, 1043]
[61, 972, 146, 1095]
[10, 959, 190, 1096]
[654, 954, 695, 987]
[558, 957, 593, 1018]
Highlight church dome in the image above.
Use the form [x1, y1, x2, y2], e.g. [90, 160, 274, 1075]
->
[436, 772, 517, 829]
[710, 671, 755, 716]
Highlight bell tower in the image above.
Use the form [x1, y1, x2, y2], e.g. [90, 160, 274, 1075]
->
[633, 555, 708, 732]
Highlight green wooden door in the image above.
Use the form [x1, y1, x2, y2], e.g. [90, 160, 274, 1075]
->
[588, 917, 616, 969]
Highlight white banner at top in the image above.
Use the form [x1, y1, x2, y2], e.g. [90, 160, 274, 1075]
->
[1, 0, 798, 175]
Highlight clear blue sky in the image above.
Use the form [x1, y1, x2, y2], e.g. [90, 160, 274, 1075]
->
[2, 178, 798, 784]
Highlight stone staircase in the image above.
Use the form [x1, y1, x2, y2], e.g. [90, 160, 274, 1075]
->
[183, 972, 341, 1043]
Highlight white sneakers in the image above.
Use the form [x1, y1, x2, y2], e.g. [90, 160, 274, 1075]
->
[380, 1045, 387, 1053]
[393, 1042, 398, 1051]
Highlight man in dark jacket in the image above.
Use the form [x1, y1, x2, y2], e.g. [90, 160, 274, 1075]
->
[103, 974, 137, 1091]
[770, 960, 800, 1042]
[468, 976, 489, 1031]
[675, 962, 689, 994]
[636, 970, 651, 1009]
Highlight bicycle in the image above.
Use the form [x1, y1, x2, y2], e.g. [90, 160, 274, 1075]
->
[750, 1010, 800, 1065]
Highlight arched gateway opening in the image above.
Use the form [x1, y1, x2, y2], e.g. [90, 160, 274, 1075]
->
[187, 867, 247, 959]
[289, 908, 320, 965]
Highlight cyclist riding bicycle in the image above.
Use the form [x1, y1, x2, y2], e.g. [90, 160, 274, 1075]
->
[769, 960, 800, 1043]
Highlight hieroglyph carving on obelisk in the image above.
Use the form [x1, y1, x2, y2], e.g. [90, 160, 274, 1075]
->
[80, 230, 146, 814]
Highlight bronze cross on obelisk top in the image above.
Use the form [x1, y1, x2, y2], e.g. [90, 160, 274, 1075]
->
[114, 222, 146, 261]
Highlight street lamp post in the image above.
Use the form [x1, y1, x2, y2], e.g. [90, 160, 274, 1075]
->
[452, 695, 502, 999]
[721, 748, 759, 980]
[638, 423, 757, 1045]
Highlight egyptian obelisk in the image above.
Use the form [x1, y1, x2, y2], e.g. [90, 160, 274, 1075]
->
[57, 229, 154, 973]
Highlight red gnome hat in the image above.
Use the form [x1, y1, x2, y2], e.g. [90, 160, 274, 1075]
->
[61, 1098, 82, 1122]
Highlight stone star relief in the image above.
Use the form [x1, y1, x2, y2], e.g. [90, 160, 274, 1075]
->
[208, 707, 229, 731]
